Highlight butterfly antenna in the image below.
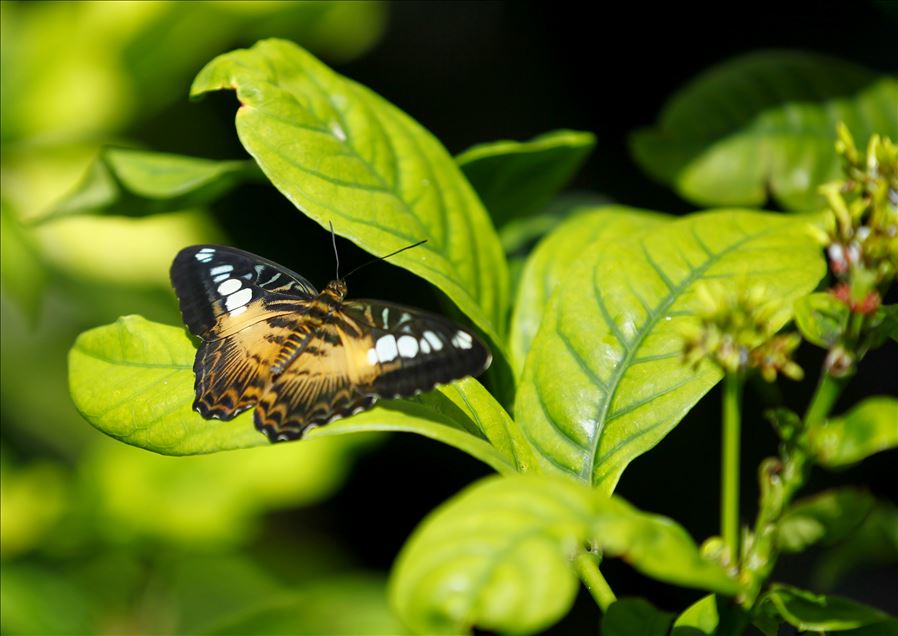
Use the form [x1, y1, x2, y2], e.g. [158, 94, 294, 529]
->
[330, 221, 340, 280]
[343, 239, 428, 280]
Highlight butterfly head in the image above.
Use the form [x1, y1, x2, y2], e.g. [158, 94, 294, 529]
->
[324, 278, 348, 300]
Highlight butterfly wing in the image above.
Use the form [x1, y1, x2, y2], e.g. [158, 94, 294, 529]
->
[170, 244, 317, 340]
[254, 300, 492, 441]
[343, 300, 492, 398]
[170, 245, 318, 420]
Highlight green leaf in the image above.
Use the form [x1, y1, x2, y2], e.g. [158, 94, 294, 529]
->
[39, 147, 259, 221]
[509, 205, 668, 374]
[631, 51, 898, 211]
[516, 210, 826, 491]
[191, 39, 509, 349]
[456, 129, 595, 227]
[203, 575, 404, 636]
[602, 598, 673, 636]
[794, 292, 849, 348]
[389, 474, 735, 635]
[0, 200, 47, 320]
[671, 595, 749, 636]
[68, 316, 515, 472]
[759, 584, 889, 632]
[777, 488, 875, 553]
[807, 396, 898, 468]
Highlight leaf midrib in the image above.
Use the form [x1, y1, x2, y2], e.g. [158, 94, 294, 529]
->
[580, 221, 783, 483]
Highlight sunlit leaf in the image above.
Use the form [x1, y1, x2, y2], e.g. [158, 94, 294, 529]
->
[69, 315, 515, 472]
[456, 129, 595, 227]
[759, 584, 889, 632]
[602, 598, 673, 636]
[777, 488, 875, 553]
[794, 292, 849, 348]
[807, 396, 898, 468]
[389, 475, 736, 635]
[509, 205, 667, 374]
[631, 51, 898, 211]
[516, 211, 826, 491]
[191, 39, 509, 350]
[204, 575, 402, 636]
[39, 147, 259, 221]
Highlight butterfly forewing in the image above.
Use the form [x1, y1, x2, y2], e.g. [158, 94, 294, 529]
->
[171, 245, 492, 443]
[171, 245, 317, 339]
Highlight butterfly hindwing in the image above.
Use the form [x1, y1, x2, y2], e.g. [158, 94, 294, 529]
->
[193, 314, 310, 420]
[171, 245, 318, 339]
[254, 314, 380, 440]
[342, 300, 492, 399]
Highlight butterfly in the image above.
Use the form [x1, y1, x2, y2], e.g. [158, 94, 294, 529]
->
[170, 243, 492, 442]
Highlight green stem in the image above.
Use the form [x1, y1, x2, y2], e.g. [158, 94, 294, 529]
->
[803, 372, 846, 429]
[574, 553, 616, 611]
[722, 373, 743, 566]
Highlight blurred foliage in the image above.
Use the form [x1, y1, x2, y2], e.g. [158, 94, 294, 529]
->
[1, 2, 388, 634]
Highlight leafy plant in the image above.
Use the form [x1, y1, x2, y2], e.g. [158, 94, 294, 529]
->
[63, 40, 897, 634]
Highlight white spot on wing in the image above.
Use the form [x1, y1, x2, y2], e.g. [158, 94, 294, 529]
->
[226, 287, 253, 311]
[210, 265, 233, 276]
[217, 278, 242, 295]
[452, 330, 473, 349]
[367, 348, 378, 365]
[382, 307, 390, 327]
[213, 274, 229, 283]
[419, 338, 431, 354]
[375, 335, 398, 362]
[423, 331, 443, 351]
[397, 335, 418, 358]
[230, 305, 247, 317]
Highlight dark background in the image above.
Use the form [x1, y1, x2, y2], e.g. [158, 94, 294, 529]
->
[139, 2, 898, 631]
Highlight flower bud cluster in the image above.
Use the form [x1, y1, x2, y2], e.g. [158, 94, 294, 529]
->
[682, 282, 802, 382]
[819, 124, 898, 310]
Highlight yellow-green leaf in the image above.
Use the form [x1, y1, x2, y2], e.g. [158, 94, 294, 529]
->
[516, 211, 826, 491]
[191, 39, 509, 350]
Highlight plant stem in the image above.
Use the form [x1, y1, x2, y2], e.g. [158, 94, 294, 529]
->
[722, 373, 743, 566]
[804, 372, 846, 429]
[574, 553, 616, 611]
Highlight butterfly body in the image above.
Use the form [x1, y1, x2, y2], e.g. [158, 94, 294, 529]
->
[171, 245, 491, 442]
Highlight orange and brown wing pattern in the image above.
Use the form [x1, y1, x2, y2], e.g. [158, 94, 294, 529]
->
[253, 313, 387, 441]
[171, 245, 318, 420]
[193, 314, 311, 420]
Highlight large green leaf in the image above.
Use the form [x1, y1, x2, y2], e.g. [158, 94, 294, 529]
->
[68, 315, 515, 472]
[509, 205, 668, 374]
[759, 584, 889, 632]
[807, 397, 898, 468]
[389, 474, 736, 635]
[777, 488, 875, 553]
[38, 148, 260, 221]
[516, 211, 826, 491]
[191, 39, 509, 349]
[631, 51, 898, 211]
[456, 129, 595, 227]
